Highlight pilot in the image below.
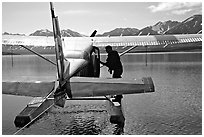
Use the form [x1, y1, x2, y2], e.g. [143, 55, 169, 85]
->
[100, 45, 123, 104]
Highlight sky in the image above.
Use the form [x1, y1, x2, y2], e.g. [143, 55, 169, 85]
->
[2, 1, 202, 35]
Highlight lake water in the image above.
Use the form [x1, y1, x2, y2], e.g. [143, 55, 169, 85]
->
[2, 52, 202, 135]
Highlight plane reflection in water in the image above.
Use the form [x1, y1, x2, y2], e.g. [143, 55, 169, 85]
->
[2, 2, 201, 135]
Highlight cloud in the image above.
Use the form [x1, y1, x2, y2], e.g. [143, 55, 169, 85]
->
[171, 9, 193, 15]
[148, 2, 201, 14]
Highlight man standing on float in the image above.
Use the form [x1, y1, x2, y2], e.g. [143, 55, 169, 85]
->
[100, 45, 123, 104]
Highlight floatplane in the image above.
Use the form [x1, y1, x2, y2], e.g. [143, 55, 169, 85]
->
[2, 2, 201, 134]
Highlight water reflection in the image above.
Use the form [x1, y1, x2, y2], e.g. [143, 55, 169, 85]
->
[60, 115, 101, 135]
[2, 55, 56, 81]
[2, 52, 202, 135]
[2, 95, 33, 134]
[17, 102, 115, 135]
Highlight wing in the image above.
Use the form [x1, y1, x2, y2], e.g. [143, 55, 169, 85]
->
[2, 76, 154, 97]
[93, 34, 202, 47]
[69, 77, 154, 98]
[2, 35, 54, 46]
[2, 34, 202, 56]
[3, 34, 202, 51]
[2, 80, 55, 97]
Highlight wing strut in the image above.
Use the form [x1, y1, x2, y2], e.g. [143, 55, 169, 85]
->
[50, 2, 72, 107]
[18, 44, 56, 66]
[50, 2, 65, 86]
[119, 45, 138, 56]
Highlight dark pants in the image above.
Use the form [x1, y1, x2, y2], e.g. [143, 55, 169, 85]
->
[112, 68, 123, 104]
[113, 68, 123, 78]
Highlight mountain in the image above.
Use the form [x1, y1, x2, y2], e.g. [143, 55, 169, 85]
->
[2, 32, 25, 36]
[97, 14, 201, 36]
[29, 29, 53, 36]
[96, 28, 140, 37]
[3, 14, 202, 37]
[29, 29, 85, 37]
[61, 29, 86, 37]
[165, 15, 202, 34]
[137, 26, 159, 35]
[137, 20, 181, 35]
[96, 20, 181, 36]
[151, 20, 181, 34]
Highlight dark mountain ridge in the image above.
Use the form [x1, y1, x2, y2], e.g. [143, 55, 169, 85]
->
[164, 14, 202, 34]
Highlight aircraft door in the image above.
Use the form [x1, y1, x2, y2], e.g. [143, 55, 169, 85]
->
[74, 46, 100, 77]
[90, 46, 100, 77]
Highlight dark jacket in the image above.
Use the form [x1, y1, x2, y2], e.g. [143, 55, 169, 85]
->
[106, 50, 122, 71]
